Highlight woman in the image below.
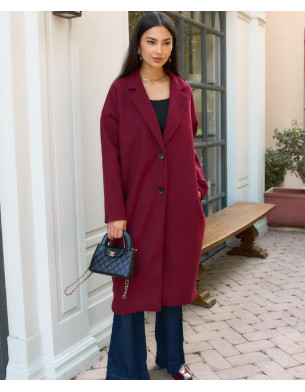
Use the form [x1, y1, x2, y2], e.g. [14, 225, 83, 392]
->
[100, 11, 208, 380]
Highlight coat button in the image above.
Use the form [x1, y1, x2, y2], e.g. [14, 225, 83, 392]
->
[158, 187, 165, 194]
[158, 152, 165, 160]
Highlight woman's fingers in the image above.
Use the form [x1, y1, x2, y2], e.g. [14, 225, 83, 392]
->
[107, 220, 127, 240]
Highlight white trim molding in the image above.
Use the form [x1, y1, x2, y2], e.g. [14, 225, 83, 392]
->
[226, 11, 267, 235]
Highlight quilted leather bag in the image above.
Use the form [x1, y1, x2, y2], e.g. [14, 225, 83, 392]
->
[89, 231, 135, 278]
[65, 231, 136, 299]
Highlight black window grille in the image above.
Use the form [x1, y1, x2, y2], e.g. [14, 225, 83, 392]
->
[128, 11, 227, 218]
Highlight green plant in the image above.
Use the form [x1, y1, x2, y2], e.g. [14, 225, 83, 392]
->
[265, 148, 289, 190]
[265, 120, 305, 190]
[273, 120, 305, 182]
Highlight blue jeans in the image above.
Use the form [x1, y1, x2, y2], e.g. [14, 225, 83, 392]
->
[106, 306, 185, 380]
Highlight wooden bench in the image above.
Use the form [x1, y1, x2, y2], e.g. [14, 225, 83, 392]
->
[192, 201, 276, 308]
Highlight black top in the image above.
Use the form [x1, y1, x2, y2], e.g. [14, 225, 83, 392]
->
[150, 98, 169, 134]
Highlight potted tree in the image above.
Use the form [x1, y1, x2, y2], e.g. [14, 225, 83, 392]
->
[264, 120, 305, 226]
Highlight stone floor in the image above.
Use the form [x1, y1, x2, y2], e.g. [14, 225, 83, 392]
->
[75, 228, 305, 380]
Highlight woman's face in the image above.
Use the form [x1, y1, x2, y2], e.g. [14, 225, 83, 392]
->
[138, 25, 173, 69]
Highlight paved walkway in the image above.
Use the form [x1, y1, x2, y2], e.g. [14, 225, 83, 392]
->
[75, 228, 305, 380]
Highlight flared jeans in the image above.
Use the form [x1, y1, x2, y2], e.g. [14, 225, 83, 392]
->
[106, 306, 185, 380]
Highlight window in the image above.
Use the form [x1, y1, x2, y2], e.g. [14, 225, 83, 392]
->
[128, 11, 227, 217]
[167, 11, 226, 217]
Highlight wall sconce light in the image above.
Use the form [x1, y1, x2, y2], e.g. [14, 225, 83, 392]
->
[52, 11, 82, 19]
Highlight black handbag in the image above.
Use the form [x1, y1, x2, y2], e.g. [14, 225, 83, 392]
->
[65, 231, 136, 299]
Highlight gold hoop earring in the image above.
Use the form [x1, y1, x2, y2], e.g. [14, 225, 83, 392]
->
[168, 56, 172, 63]
[137, 49, 142, 61]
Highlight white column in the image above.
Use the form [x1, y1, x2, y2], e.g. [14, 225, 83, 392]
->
[226, 11, 267, 235]
[248, 12, 266, 204]
[0, 11, 44, 379]
[226, 11, 238, 206]
[1, 11, 100, 379]
[248, 12, 268, 235]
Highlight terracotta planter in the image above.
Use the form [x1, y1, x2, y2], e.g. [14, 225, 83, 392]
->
[264, 187, 305, 227]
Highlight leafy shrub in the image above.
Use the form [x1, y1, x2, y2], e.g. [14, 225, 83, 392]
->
[273, 120, 305, 183]
[265, 120, 305, 190]
[265, 148, 289, 190]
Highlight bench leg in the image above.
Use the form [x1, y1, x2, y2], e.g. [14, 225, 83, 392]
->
[192, 264, 217, 308]
[227, 225, 268, 258]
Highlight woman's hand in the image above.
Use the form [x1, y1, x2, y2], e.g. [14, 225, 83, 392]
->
[198, 191, 202, 199]
[107, 220, 127, 240]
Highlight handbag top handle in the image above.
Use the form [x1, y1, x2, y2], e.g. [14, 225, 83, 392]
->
[101, 230, 133, 249]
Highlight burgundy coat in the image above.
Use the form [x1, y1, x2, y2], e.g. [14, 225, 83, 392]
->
[100, 68, 208, 315]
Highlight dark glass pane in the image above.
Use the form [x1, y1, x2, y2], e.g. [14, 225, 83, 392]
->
[169, 15, 180, 42]
[207, 199, 222, 215]
[195, 147, 204, 175]
[207, 146, 222, 198]
[204, 11, 213, 28]
[193, 11, 202, 23]
[181, 11, 192, 18]
[207, 90, 221, 142]
[184, 24, 202, 83]
[173, 16, 179, 33]
[192, 88, 203, 143]
[215, 12, 221, 31]
[206, 32, 221, 85]
[128, 11, 147, 38]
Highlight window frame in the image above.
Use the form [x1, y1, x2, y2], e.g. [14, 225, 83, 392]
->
[166, 11, 227, 217]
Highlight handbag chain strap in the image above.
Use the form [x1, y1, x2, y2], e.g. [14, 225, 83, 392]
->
[122, 278, 129, 299]
[64, 267, 93, 296]
[65, 235, 134, 298]
[65, 270, 130, 299]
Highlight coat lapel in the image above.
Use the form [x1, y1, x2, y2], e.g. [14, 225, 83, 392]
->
[128, 69, 164, 150]
[128, 68, 189, 148]
[163, 69, 189, 145]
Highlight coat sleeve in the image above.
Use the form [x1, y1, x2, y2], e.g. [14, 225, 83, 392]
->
[100, 84, 127, 223]
[190, 91, 208, 200]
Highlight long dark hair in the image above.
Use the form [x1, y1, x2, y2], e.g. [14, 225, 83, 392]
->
[116, 12, 181, 80]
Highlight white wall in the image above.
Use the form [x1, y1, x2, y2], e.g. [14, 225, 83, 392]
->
[226, 11, 267, 234]
[0, 10, 268, 379]
[0, 11, 128, 380]
[77, 10, 129, 349]
[265, 11, 305, 188]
